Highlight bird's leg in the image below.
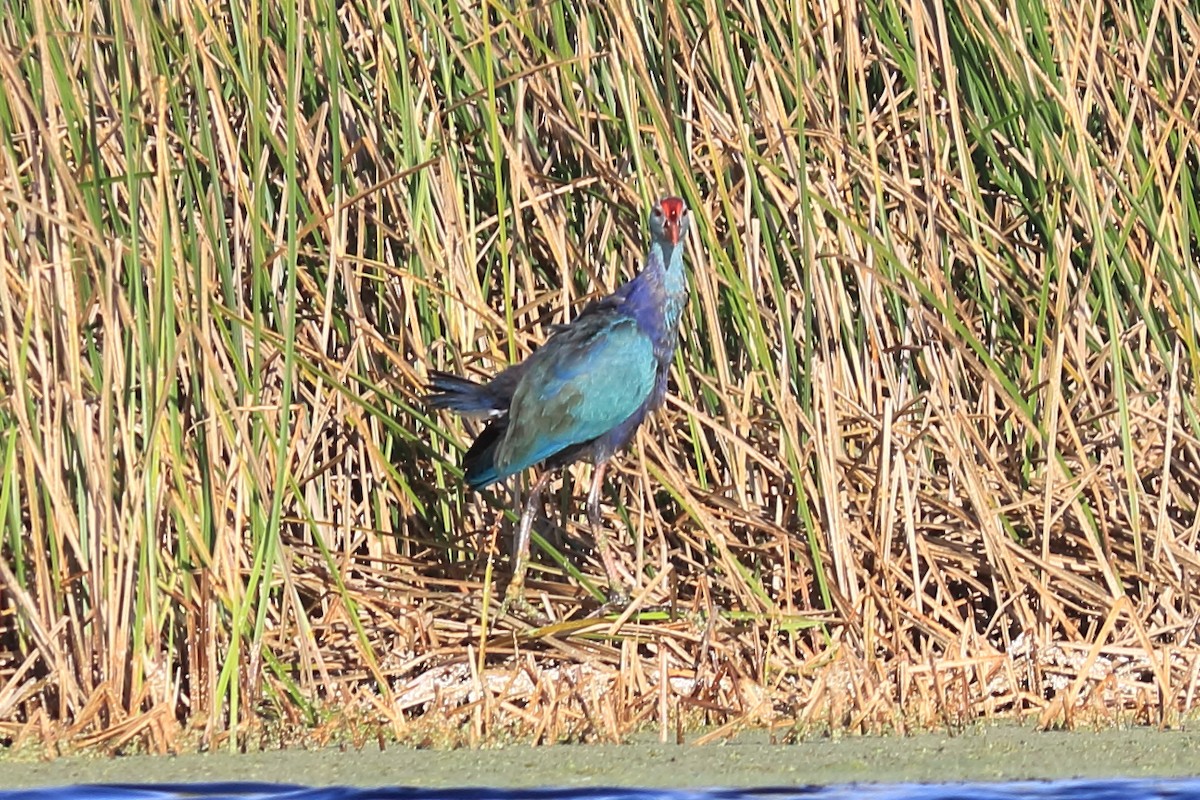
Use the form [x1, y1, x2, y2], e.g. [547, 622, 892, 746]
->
[588, 461, 629, 605]
[501, 471, 551, 619]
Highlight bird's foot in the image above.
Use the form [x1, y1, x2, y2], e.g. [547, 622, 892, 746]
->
[600, 585, 631, 612]
[497, 584, 548, 624]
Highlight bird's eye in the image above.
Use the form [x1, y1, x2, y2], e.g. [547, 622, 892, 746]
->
[651, 207, 663, 217]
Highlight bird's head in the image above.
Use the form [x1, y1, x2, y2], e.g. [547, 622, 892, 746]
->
[650, 196, 690, 247]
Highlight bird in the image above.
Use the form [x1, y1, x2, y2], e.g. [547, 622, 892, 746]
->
[427, 196, 692, 614]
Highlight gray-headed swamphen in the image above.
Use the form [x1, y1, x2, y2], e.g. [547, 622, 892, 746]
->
[427, 196, 691, 613]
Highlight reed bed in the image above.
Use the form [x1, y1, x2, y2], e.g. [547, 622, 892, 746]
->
[1, 0, 1199, 754]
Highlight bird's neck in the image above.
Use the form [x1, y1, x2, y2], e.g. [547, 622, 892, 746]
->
[621, 239, 688, 362]
[654, 239, 688, 304]
[653, 239, 688, 333]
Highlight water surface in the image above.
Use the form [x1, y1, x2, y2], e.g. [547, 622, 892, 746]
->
[3, 779, 1200, 800]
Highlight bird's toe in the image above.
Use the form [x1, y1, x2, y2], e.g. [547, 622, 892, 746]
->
[498, 585, 548, 625]
[602, 587, 631, 610]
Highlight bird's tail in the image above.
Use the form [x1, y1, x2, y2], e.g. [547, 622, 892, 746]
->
[425, 371, 502, 416]
[462, 421, 504, 489]
[427, 371, 507, 488]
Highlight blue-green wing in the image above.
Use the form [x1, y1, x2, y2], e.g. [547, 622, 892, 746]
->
[494, 315, 655, 475]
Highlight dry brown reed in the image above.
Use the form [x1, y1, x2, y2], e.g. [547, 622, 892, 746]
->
[1, 0, 1199, 754]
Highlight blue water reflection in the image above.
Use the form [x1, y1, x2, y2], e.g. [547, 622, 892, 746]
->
[4, 781, 1200, 800]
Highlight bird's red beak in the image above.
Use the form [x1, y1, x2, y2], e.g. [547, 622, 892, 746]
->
[660, 197, 685, 245]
